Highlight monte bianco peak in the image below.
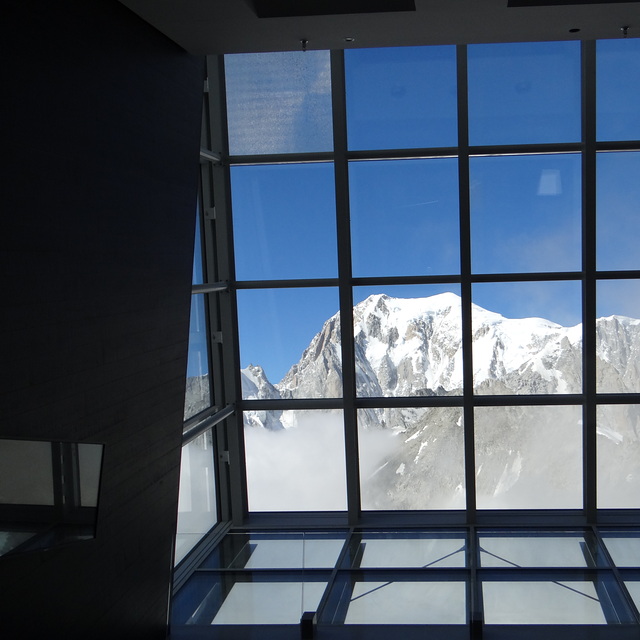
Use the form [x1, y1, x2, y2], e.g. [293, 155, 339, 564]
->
[229, 293, 640, 510]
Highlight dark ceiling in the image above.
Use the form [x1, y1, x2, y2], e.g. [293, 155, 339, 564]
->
[118, 0, 640, 54]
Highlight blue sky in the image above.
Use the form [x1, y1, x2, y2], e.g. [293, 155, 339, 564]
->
[188, 41, 640, 382]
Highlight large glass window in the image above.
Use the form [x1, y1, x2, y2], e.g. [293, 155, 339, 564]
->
[173, 36, 640, 637]
[222, 39, 640, 521]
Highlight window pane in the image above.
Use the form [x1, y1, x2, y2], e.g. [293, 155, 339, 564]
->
[597, 38, 640, 141]
[353, 286, 462, 398]
[472, 282, 582, 395]
[479, 532, 604, 568]
[173, 573, 329, 625]
[184, 294, 211, 421]
[470, 154, 581, 274]
[237, 287, 341, 399]
[468, 41, 580, 145]
[225, 51, 333, 155]
[350, 158, 460, 277]
[345, 45, 457, 150]
[212, 580, 327, 624]
[597, 405, 640, 509]
[482, 578, 615, 624]
[77, 443, 103, 508]
[601, 532, 640, 568]
[323, 575, 466, 624]
[596, 151, 640, 271]
[596, 280, 640, 393]
[344, 531, 466, 568]
[202, 532, 346, 569]
[626, 581, 640, 611]
[232, 163, 337, 280]
[475, 405, 582, 509]
[175, 431, 217, 565]
[244, 410, 347, 511]
[358, 407, 465, 510]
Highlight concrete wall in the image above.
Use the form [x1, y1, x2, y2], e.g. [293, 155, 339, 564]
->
[1, 1, 204, 637]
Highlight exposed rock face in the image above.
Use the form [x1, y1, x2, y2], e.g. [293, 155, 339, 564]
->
[235, 293, 640, 509]
[278, 315, 343, 399]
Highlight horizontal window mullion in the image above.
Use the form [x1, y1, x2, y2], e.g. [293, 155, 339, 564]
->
[228, 151, 335, 165]
[234, 278, 339, 289]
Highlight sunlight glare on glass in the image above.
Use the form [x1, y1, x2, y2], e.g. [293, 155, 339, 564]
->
[225, 51, 333, 155]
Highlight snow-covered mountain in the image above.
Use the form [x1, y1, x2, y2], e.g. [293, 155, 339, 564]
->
[242, 292, 640, 403]
[236, 293, 640, 509]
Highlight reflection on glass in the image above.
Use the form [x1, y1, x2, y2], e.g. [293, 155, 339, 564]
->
[479, 533, 603, 568]
[244, 410, 347, 511]
[0, 440, 103, 556]
[475, 405, 582, 509]
[597, 39, 640, 141]
[328, 577, 466, 624]
[0, 440, 54, 505]
[353, 287, 462, 398]
[597, 152, 640, 271]
[483, 579, 610, 624]
[596, 280, 640, 394]
[175, 431, 217, 566]
[468, 41, 580, 145]
[597, 405, 640, 509]
[0, 530, 40, 557]
[472, 282, 582, 395]
[350, 158, 459, 278]
[202, 532, 346, 569]
[345, 45, 457, 150]
[231, 163, 337, 280]
[184, 294, 211, 420]
[225, 51, 333, 155]
[470, 154, 581, 274]
[237, 287, 341, 398]
[345, 531, 466, 568]
[358, 407, 465, 510]
[78, 443, 103, 507]
[601, 533, 640, 568]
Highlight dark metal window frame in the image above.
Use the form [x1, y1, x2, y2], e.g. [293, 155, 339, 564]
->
[185, 41, 640, 565]
[171, 524, 640, 636]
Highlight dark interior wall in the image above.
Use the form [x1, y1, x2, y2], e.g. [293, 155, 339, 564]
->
[1, 1, 204, 637]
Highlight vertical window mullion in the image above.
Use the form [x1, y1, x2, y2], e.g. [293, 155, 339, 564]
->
[206, 54, 247, 524]
[582, 40, 598, 522]
[456, 44, 476, 522]
[331, 49, 360, 525]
